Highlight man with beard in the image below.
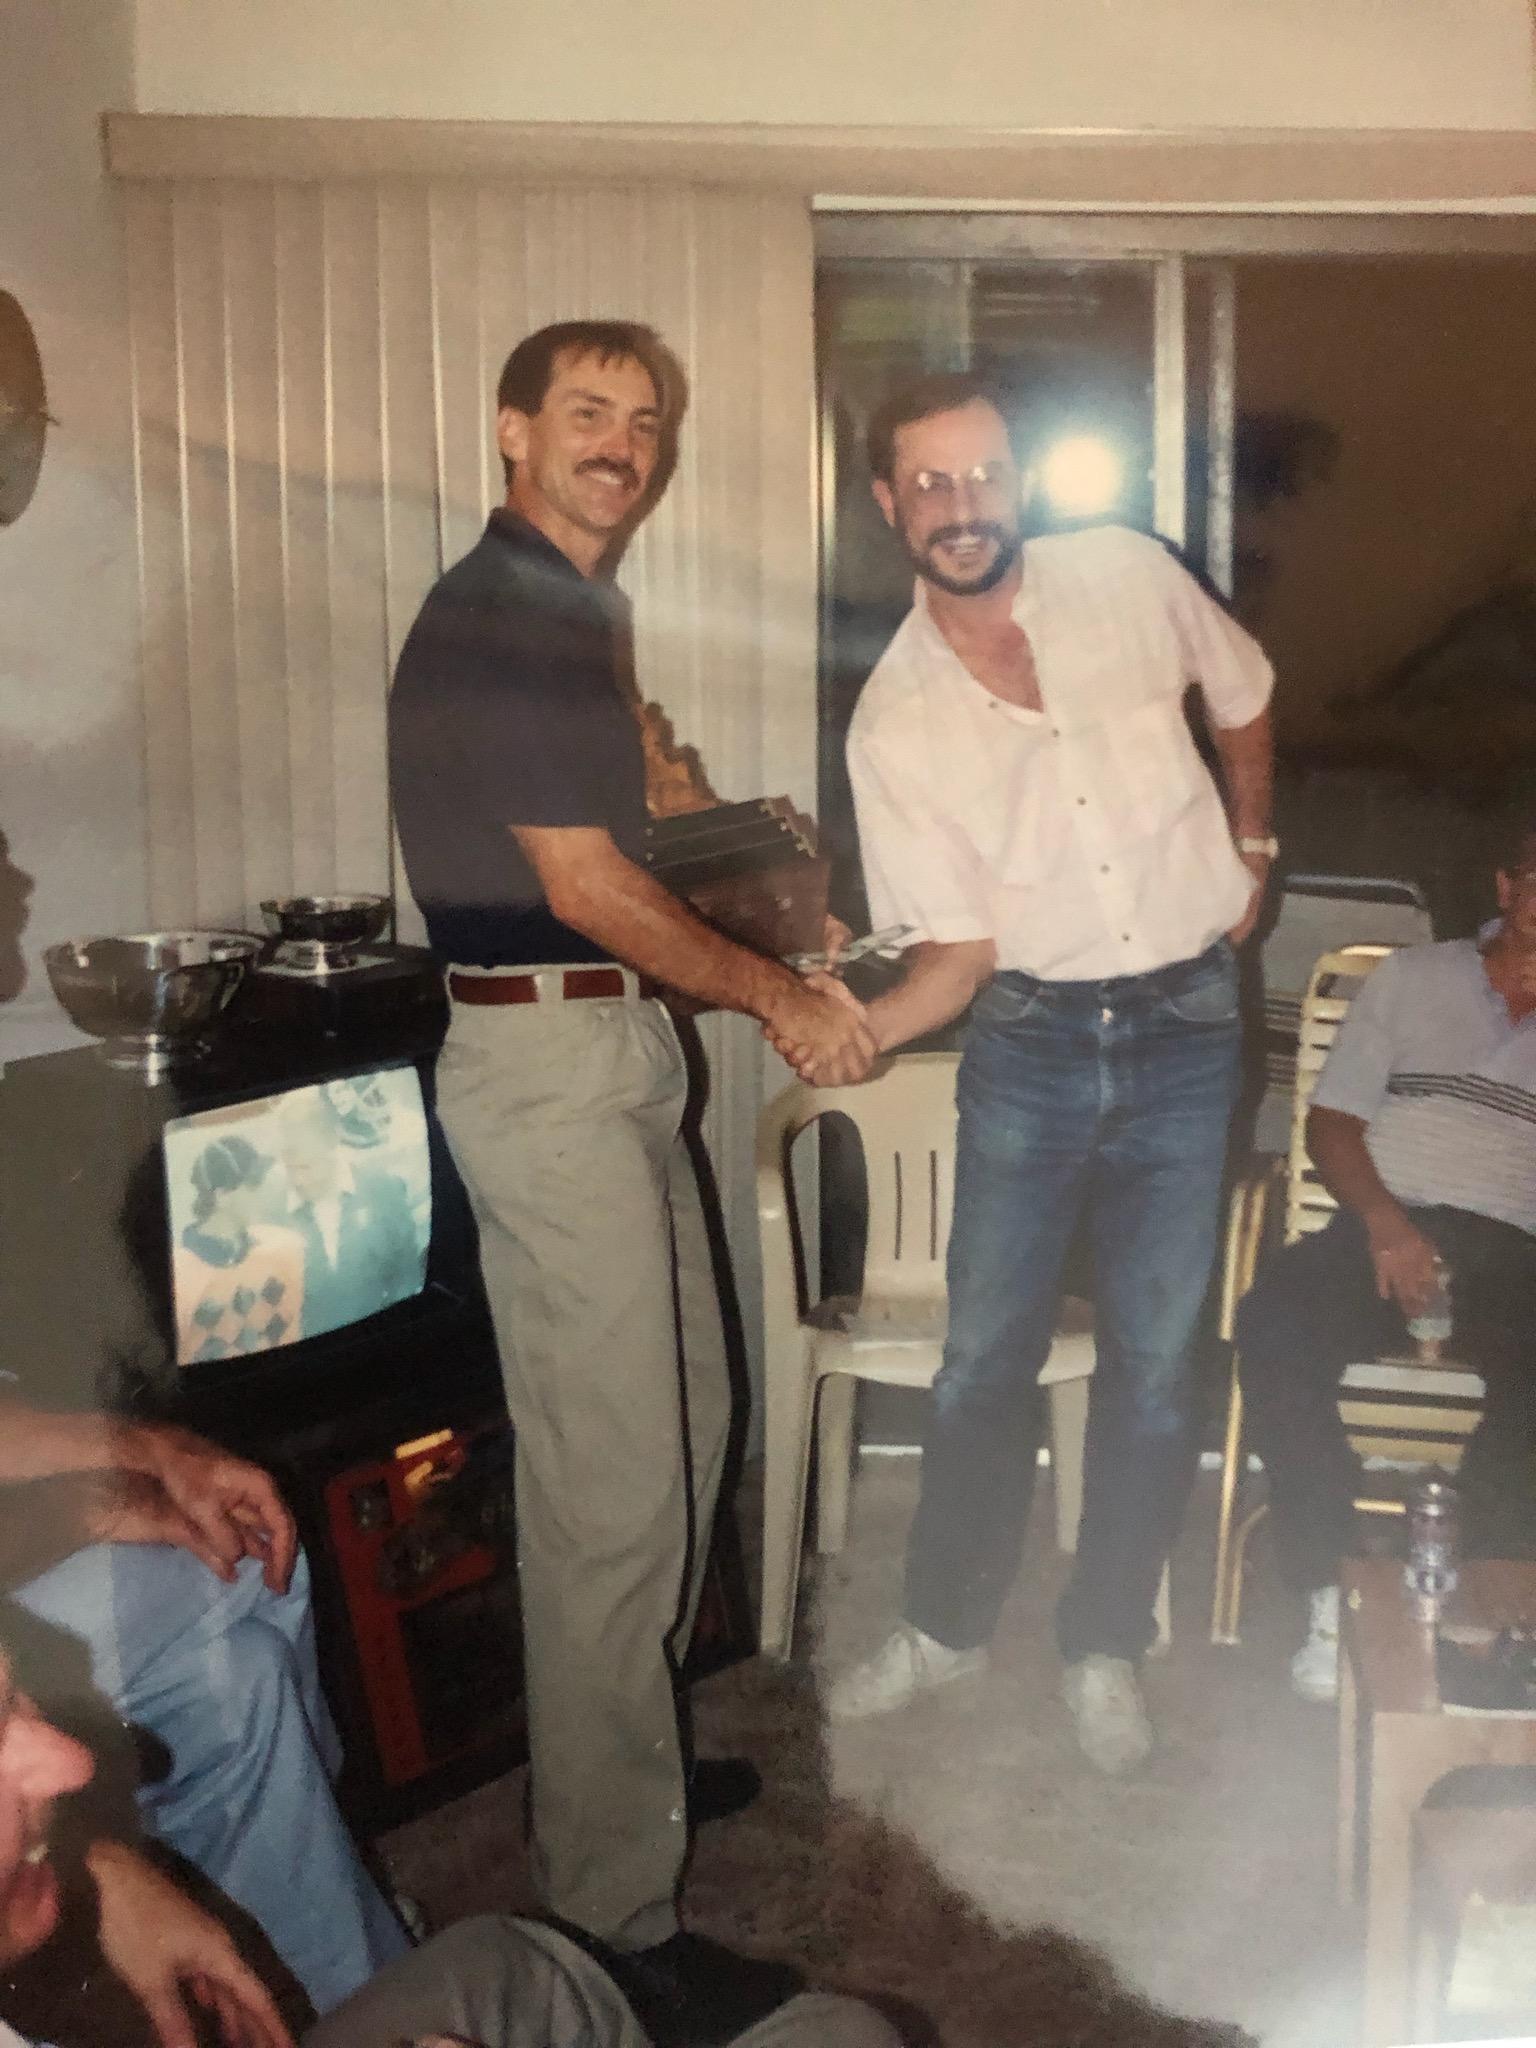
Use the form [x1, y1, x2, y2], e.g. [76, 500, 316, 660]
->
[390, 321, 870, 2044]
[815, 372, 1274, 1771]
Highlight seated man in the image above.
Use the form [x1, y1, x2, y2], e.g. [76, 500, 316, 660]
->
[0, 1392, 408, 2012]
[0, 1634, 897, 2048]
[1236, 821, 1536, 1702]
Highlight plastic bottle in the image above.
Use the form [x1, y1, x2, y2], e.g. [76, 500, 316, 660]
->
[1405, 1473, 1460, 1623]
[1407, 1259, 1453, 1362]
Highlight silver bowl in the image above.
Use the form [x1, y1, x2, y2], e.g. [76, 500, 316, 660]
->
[45, 929, 265, 1074]
[260, 893, 391, 972]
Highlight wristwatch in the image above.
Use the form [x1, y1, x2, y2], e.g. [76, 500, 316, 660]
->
[1237, 834, 1280, 860]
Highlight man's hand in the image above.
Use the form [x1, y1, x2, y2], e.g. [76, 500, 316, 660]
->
[87, 1840, 294, 2048]
[1364, 1207, 1441, 1319]
[82, 1470, 224, 1566]
[1226, 848, 1273, 947]
[820, 913, 852, 968]
[763, 972, 877, 1087]
[115, 1424, 297, 1594]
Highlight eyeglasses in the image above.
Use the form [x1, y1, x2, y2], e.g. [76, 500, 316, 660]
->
[907, 462, 1015, 502]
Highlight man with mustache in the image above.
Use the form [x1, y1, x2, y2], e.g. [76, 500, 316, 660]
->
[0, 1635, 897, 2048]
[0, 1635, 290, 2048]
[390, 322, 868, 2045]
[820, 372, 1274, 1772]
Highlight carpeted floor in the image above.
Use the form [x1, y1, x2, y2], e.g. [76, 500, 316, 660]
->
[380, 1458, 1359, 2048]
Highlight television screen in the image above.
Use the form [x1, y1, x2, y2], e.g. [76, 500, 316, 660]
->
[164, 1066, 431, 1366]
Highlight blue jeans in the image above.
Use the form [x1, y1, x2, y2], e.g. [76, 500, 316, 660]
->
[904, 941, 1241, 1663]
[12, 1545, 408, 2013]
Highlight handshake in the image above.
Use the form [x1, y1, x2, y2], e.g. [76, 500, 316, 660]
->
[761, 918, 882, 1088]
[763, 968, 878, 1088]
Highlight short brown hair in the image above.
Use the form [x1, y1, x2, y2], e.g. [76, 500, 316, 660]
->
[495, 320, 682, 489]
[865, 370, 1010, 485]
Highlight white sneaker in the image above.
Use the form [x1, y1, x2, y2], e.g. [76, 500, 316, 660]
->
[1061, 1654, 1154, 1774]
[825, 1622, 987, 1723]
[1290, 1585, 1341, 1703]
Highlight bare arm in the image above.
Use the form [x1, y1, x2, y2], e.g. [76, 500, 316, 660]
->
[0, 1396, 129, 1481]
[0, 1400, 296, 1593]
[864, 939, 998, 1054]
[1208, 706, 1275, 945]
[0, 1471, 232, 1595]
[513, 824, 876, 1085]
[1306, 1104, 1439, 1316]
[0, 1475, 106, 1591]
[88, 1839, 294, 2048]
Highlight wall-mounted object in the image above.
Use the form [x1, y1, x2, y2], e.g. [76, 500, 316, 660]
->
[0, 292, 50, 526]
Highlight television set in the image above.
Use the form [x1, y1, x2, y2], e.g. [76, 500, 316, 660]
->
[0, 1021, 498, 1443]
[0, 1018, 525, 1822]
[163, 1067, 431, 1368]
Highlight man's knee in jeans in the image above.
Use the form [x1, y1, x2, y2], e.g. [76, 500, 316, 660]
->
[145, 1614, 308, 1800]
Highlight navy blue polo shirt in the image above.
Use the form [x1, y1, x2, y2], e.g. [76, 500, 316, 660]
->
[388, 511, 648, 968]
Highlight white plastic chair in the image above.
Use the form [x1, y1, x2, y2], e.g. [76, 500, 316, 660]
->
[756, 1051, 1169, 1662]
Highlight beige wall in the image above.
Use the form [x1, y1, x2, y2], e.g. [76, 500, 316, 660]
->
[133, 0, 1536, 132]
[1, 0, 146, 1065]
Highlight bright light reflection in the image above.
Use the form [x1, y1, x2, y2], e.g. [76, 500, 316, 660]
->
[1038, 434, 1125, 520]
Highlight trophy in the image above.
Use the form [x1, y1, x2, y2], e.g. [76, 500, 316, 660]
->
[45, 930, 264, 1077]
[637, 700, 829, 961]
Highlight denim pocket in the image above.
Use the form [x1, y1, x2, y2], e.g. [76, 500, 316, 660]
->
[974, 975, 1048, 1028]
[1159, 946, 1239, 1026]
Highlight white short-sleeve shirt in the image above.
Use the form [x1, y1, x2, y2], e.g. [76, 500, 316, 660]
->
[847, 524, 1274, 980]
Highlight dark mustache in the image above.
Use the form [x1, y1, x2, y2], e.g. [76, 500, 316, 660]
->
[925, 522, 1009, 551]
[578, 457, 641, 491]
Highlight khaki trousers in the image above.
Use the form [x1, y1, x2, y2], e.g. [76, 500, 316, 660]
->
[436, 987, 732, 1947]
[305, 1915, 903, 2048]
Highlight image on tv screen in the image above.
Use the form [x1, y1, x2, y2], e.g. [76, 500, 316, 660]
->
[164, 1067, 431, 1366]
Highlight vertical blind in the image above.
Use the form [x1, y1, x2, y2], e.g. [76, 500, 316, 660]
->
[121, 173, 819, 1372]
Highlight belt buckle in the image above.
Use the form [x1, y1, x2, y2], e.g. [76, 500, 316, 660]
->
[531, 969, 562, 1004]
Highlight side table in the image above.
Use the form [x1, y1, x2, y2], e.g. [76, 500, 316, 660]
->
[1338, 1557, 1536, 2046]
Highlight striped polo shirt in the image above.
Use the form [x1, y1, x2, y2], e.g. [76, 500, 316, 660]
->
[1312, 937, 1536, 1238]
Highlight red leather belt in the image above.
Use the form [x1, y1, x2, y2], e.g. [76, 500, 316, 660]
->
[447, 966, 661, 1006]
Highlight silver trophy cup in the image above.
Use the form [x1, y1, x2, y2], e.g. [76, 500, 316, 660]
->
[259, 893, 391, 975]
[45, 930, 265, 1076]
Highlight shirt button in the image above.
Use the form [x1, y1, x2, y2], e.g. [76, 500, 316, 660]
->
[1101, 864, 1110, 874]
[1076, 796, 1086, 806]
